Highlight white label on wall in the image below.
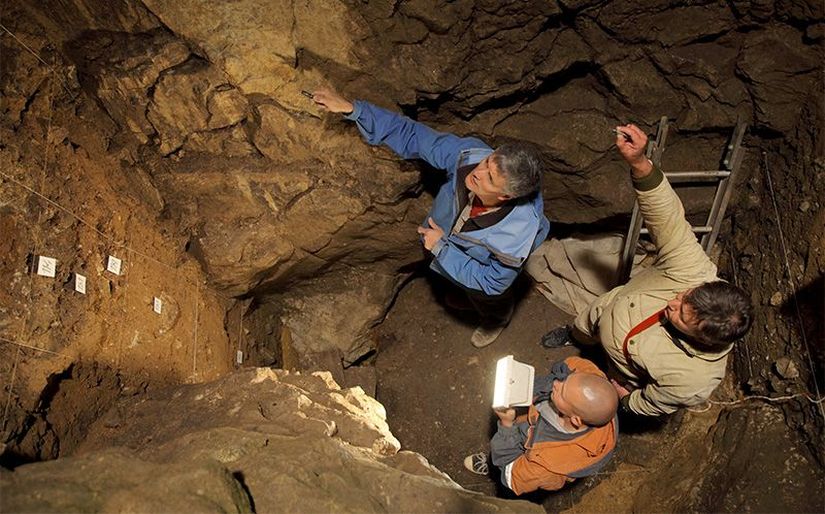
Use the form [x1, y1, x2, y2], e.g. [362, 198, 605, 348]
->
[74, 273, 87, 294]
[153, 297, 163, 314]
[36, 256, 57, 277]
[236, 350, 244, 365]
[106, 255, 122, 275]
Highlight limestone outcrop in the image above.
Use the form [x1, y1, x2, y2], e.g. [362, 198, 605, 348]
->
[1, 368, 541, 513]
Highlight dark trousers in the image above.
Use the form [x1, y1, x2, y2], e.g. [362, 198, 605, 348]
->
[465, 284, 515, 327]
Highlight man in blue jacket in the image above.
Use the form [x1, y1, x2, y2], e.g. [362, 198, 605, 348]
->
[313, 88, 550, 347]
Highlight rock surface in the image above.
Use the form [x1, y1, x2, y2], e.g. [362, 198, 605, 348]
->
[9, 0, 822, 365]
[2, 368, 541, 513]
[728, 75, 824, 468]
[568, 402, 825, 514]
[1, 449, 252, 513]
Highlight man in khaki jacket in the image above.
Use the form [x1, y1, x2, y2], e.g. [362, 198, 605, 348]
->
[542, 124, 753, 416]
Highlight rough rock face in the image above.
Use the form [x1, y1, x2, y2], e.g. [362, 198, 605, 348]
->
[2, 368, 541, 513]
[16, 0, 425, 363]
[0, 5, 234, 464]
[727, 79, 824, 461]
[0, 450, 252, 513]
[9, 0, 822, 365]
[569, 402, 824, 513]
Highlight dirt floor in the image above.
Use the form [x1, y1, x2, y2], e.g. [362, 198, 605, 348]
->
[375, 273, 602, 509]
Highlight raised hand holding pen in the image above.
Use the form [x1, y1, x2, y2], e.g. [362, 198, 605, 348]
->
[311, 88, 354, 115]
[615, 124, 652, 178]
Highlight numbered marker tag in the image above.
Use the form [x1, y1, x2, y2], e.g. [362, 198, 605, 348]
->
[36, 256, 57, 277]
[106, 255, 122, 275]
[236, 350, 244, 365]
[74, 273, 87, 294]
[153, 297, 163, 314]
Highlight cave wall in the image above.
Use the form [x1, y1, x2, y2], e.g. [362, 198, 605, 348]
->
[9, 0, 822, 368]
[0, 4, 234, 463]
[727, 80, 824, 459]
[16, 0, 428, 364]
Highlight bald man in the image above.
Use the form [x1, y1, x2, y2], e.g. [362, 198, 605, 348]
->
[464, 356, 618, 494]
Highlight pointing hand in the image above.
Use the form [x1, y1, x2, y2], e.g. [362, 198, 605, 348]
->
[615, 124, 652, 177]
[312, 88, 354, 114]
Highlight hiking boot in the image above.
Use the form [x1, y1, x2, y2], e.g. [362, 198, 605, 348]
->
[463, 452, 489, 475]
[541, 325, 573, 348]
[471, 302, 515, 348]
[471, 324, 506, 348]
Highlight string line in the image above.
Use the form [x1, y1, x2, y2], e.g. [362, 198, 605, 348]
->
[761, 151, 825, 422]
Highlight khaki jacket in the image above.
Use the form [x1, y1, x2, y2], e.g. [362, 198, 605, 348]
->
[574, 168, 730, 416]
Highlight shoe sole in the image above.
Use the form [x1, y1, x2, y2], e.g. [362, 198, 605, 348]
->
[463, 455, 488, 475]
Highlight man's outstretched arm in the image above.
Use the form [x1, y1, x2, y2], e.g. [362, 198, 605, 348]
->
[313, 88, 487, 174]
[615, 125, 713, 279]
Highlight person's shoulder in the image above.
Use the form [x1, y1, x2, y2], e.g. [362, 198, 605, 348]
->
[640, 337, 728, 380]
[563, 356, 604, 377]
[455, 141, 493, 160]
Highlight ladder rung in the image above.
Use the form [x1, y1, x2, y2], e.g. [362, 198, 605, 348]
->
[641, 226, 712, 235]
[664, 171, 731, 182]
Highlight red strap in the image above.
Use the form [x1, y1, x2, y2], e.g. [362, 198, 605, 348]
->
[622, 309, 666, 374]
[470, 196, 490, 218]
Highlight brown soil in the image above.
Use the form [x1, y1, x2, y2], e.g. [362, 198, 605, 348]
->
[0, 26, 234, 462]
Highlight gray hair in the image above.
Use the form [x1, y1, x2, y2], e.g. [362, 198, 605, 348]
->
[491, 142, 543, 198]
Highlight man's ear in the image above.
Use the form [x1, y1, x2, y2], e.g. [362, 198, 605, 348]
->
[569, 414, 583, 429]
[496, 194, 512, 202]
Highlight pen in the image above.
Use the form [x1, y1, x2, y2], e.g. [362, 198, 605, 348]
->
[610, 128, 631, 141]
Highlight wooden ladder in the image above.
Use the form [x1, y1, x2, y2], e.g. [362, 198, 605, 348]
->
[618, 117, 747, 284]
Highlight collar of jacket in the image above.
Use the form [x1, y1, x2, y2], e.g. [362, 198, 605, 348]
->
[666, 325, 733, 361]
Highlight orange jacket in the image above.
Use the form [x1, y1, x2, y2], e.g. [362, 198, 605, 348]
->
[506, 357, 618, 494]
